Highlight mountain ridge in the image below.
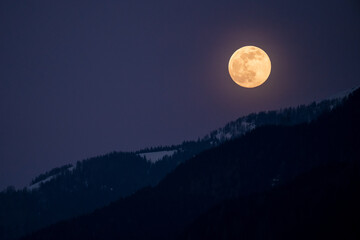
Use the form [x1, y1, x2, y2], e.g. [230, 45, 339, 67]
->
[20, 87, 360, 240]
[0, 88, 355, 240]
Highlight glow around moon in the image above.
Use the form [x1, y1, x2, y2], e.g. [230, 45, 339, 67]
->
[228, 46, 271, 88]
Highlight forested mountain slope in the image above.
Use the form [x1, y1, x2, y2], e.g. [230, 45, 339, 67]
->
[22, 88, 360, 240]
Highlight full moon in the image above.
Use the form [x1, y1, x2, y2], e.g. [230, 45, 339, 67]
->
[228, 46, 271, 88]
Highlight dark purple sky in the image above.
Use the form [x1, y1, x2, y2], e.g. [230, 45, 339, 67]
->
[1, 0, 359, 190]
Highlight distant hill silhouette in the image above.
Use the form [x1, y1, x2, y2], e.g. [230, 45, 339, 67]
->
[0, 91, 344, 240]
[20, 88, 360, 240]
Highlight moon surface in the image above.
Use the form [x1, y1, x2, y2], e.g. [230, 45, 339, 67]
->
[228, 46, 271, 88]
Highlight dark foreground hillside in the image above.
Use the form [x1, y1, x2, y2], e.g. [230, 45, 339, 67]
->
[23, 88, 360, 240]
[0, 96, 340, 240]
[181, 162, 360, 240]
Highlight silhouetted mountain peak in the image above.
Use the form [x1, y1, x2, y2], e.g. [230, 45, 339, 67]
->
[1, 87, 358, 240]
[19, 87, 360, 240]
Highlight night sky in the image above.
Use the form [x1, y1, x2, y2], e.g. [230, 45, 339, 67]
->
[1, 0, 359, 190]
